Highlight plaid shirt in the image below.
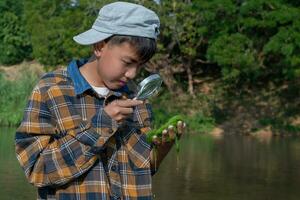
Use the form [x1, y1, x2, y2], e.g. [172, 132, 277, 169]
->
[15, 59, 154, 200]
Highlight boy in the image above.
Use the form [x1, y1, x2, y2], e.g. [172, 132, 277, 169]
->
[15, 2, 185, 200]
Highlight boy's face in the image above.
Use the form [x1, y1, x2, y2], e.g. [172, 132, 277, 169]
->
[95, 42, 141, 90]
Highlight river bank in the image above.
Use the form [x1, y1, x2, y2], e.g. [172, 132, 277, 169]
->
[1, 62, 299, 136]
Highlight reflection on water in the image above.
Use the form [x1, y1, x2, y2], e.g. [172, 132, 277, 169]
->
[153, 134, 300, 200]
[1, 128, 300, 200]
[0, 127, 36, 200]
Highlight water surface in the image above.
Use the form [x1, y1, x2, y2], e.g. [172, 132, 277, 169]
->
[153, 134, 300, 200]
[0, 127, 36, 200]
[1, 128, 300, 200]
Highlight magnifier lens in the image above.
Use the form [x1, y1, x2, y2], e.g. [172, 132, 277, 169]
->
[136, 74, 162, 100]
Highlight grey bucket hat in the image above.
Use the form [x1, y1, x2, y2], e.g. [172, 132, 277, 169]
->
[73, 1, 160, 45]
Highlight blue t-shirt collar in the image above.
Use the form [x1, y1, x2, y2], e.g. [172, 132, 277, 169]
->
[67, 59, 132, 96]
[67, 59, 91, 95]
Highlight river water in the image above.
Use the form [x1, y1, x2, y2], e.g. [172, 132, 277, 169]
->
[1, 127, 300, 200]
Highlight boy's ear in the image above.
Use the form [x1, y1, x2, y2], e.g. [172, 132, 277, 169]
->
[93, 41, 106, 58]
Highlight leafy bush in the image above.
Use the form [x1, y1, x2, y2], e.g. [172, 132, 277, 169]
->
[150, 90, 216, 133]
[186, 112, 216, 134]
[207, 33, 258, 84]
[1, 0, 299, 85]
[23, 0, 115, 67]
[0, 1, 31, 65]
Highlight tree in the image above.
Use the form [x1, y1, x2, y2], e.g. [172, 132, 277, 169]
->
[0, 1, 31, 65]
[23, 0, 116, 67]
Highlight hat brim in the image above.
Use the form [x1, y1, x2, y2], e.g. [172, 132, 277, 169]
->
[73, 29, 112, 45]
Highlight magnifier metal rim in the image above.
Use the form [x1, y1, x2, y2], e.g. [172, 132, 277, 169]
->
[138, 74, 161, 88]
[136, 74, 162, 99]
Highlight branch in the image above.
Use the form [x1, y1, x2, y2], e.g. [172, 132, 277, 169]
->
[195, 58, 214, 64]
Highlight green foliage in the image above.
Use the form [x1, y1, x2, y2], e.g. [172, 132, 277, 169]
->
[0, 70, 39, 126]
[263, 20, 300, 78]
[151, 92, 177, 129]
[150, 90, 216, 134]
[1, 0, 300, 90]
[0, 1, 32, 65]
[146, 115, 183, 143]
[23, 0, 118, 67]
[24, 0, 85, 67]
[259, 118, 300, 134]
[207, 33, 258, 83]
[186, 112, 216, 134]
[151, 102, 216, 134]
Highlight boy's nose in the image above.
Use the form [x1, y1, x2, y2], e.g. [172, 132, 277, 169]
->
[125, 67, 137, 79]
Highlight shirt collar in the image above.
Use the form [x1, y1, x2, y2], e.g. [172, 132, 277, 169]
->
[67, 59, 134, 97]
[67, 59, 91, 95]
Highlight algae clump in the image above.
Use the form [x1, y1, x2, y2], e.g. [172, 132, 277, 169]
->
[146, 115, 184, 152]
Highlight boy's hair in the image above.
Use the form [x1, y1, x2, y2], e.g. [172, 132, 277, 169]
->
[105, 35, 156, 64]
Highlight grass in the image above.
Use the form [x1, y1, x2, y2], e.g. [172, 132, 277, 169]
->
[150, 90, 217, 134]
[1, 63, 298, 137]
[0, 68, 39, 126]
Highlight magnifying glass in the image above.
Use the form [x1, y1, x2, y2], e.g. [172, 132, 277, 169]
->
[118, 74, 162, 128]
[135, 74, 163, 100]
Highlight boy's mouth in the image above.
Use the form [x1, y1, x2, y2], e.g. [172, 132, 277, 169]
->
[119, 80, 127, 86]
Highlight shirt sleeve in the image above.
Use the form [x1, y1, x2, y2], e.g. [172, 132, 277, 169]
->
[131, 102, 160, 175]
[124, 101, 154, 169]
[15, 87, 118, 187]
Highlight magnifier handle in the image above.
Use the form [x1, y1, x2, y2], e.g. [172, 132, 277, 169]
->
[121, 94, 139, 101]
[121, 95, 128, 100]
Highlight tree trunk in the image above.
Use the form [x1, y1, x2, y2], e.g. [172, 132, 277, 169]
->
[186, 59, 195, 97]
[145, 58, 183, 95]
[159, 65, 183, 95]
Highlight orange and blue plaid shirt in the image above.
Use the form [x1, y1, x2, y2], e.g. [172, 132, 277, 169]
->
[15, 59, 154, 200]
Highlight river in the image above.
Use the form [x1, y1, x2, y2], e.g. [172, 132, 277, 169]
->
[1, 127, 300, 200]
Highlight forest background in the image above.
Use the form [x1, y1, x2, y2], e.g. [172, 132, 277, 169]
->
[0, 0, 299, 136]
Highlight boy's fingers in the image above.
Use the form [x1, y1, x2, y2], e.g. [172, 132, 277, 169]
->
[162, 129, 168, 143]
[162, 129, 168, 136]
[152, 135, 158, 144]
[177, 121, 183, 135]
[119, 107, 134, 115]
[152, 135, 161, 145]
[168, 125, 175, 140]
[116, 99, 143, 107]
[156, 137, 161, 145]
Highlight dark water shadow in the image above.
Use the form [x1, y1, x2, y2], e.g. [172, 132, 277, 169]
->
[0, 127, 36, 200]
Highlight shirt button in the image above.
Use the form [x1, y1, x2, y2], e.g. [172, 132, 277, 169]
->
[111, 165, 118, 172]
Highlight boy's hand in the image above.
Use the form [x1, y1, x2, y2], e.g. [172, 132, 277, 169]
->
[153, 120, 186, 146]
[104, 99, 143, 123]
[150, 121, 186, 169]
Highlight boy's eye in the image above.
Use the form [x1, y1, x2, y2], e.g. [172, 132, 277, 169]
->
[122, 60, 133, 65]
